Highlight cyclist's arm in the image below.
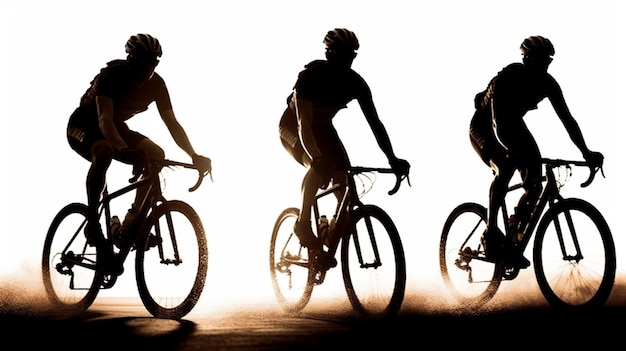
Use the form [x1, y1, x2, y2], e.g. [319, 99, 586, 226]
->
[295, 97, 322, 160]
[548, 82, 592, 156]
[96, 95, 128, 151]
[358, 94, 399, 163]
[160, 108, 200, 159]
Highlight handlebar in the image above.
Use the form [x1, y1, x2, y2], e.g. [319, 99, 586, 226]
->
[129, 159, 212, 192]
[350, 166, 411, 195]
[542, 158, 605, 188]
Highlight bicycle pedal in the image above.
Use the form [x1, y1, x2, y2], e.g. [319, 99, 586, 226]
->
[312, 250, 337, 271]
[313, 269, 326, 285]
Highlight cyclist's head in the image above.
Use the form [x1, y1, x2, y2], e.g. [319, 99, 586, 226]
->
[520, 35, 554, 72]
[125, 33, 162, 67]
[323, 28, 359, 68]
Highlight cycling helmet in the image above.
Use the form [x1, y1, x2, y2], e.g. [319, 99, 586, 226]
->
[125, 34, 162, 57]
[323, 28, 359, 51]
[520, 35, 554, 57]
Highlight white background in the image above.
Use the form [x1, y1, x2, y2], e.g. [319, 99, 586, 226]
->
[2, 0, 624, 306]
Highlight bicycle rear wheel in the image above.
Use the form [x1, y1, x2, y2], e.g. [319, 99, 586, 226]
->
[135, 200, 208, 319]
[269, 207, 315, 314]
[534, 198, 616, 309]
[341, 205, 406, 318]
[439, 202, 502, 308]
[42, 203, 102, 314]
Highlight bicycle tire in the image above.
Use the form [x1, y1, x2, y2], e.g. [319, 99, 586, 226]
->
[341, 205, 406, 318]
[135, 200, 208, 319]
[42, 203, 102, 314]
[269, 207, 315, 314]
[439, 202, 502, 308]
[533, 198, 616, 309]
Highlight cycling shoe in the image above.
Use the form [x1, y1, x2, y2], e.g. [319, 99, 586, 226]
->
[84, 221, 105, 248]
[481, 228, 509, 261]
[312, 249, 337, 271]
[294, 220, 321, 250]
[97, 240, 123, 276]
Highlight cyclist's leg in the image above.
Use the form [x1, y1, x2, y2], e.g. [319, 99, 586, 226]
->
[469, 115, 510, 256]
[68, 115, 121, 274]
[513, 139, 542, 230]
[306, 130, 348, 270]
[88, 141, 124, 274]
[115, 130, 164, 230]
[487, 161, 514, 234]
[86, 140, 113, 246]
[495, 124, 539, 266]
[68, 121, 111, 246]
[295, 166, 339, 272]
[279, 115, 321, 250]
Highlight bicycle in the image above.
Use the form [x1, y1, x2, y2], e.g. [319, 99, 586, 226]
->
[42, 159, 210, 319]
[270, 166, 410, 318]
[439, 158, 615, 310]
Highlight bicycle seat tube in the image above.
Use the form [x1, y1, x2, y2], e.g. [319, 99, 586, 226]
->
[327, 174, 360, 250]
[131, 170, 165, 230]
[506, 168, 556, 248]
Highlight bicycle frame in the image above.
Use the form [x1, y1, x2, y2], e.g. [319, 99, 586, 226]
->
[500, 159, 595, 263]
[98, 174, 160, 264]
[96, 160, 206, 277]
[311, 167, 401, 260]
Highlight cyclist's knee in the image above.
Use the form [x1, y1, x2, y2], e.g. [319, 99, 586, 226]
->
[90, 140, 114, 161]
[524, 181, 542, 199]
[304, 167, 329, 189]
[333, 170, 347, 185]
[137, 138, 164, 161]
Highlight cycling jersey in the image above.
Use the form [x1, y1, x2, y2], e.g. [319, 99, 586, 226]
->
[279, 59, 370, 170]
[67, 59, 171, 160]
[68, 59, 171, 134]
[476, 63, 561, 127]
[294, 60, 369, 105]
[471, 62, 562, 155]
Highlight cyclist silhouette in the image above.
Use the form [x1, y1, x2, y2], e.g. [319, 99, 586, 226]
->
[469, 35, 603, 265]
[278, 28, 410, 269]
[66, 33, 212, 273]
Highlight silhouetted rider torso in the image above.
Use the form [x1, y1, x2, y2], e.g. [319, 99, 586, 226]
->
[68, 59, 171, 140]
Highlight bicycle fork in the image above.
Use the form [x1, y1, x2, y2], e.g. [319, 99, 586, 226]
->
[156, 210, 183, 266]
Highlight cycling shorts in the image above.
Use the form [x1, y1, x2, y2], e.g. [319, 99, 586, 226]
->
[278, 106, 349, 173]
[67, 107, 147, 161]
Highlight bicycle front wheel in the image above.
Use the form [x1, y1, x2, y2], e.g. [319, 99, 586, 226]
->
[42, 203, 102, 314]
[269, 207, 315, 314]
[439, 202, 502, 309]
[341, 205, 406, 318]
[534, 198, 616, 309]
[135, 200, 208, 319]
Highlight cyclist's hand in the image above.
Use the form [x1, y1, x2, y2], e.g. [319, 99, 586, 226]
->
[584, 151, 604, 170]
[390, 157, 410, 179]
[192, 154, 212, 178]
[120, 148, 148, 176]
[580, 150, 605, 187]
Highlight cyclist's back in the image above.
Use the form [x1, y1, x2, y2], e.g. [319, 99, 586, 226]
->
[69, 59, 170, 134]
[279, 59, 371, 164]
